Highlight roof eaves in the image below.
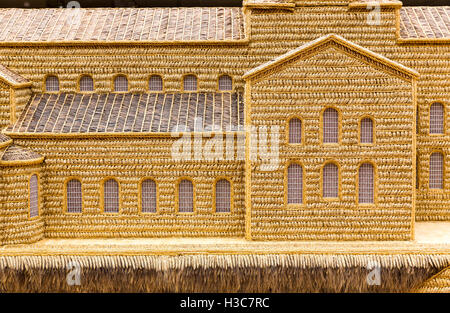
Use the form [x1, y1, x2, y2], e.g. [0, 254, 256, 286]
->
[0, 144, 44, 166]
[243, 0, 295, 10]
[349, 0, 403, 9]
[0, 39, 249, 47]
[0, 64, 31, 88]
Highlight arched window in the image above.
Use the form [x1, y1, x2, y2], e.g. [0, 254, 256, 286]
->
[430, 152, 444, 189]
[104, 179, 119, 213]
[45, 75, 59, 92]
[360, 117, 374, 144]
[215, 179, 231, 213]
[29, 174, 39, 218]
[178, 179, 194, 212]
[114, 75, 128, 92]
[141, 179, 157, 213]
[218, 75, 232, 91]
[149, 75, 163, 92]
[67, 179, 82, 213]
[430, 102, 444, 134]
[323, 163, 338, 198]
[358, 163, 374, 204]
[287, 163, 303, 204]
[288, 118, 302, 144]
[79, 75, 94, 92]
[183, 75, 197, 91]
[323, 108, 339, 143]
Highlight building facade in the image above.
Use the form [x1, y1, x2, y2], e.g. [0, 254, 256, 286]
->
[0, 0, 449, 244]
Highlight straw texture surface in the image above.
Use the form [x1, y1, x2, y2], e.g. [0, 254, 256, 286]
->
[0, 64, 29, 85]
[9, 135, 245, 239]
[414, 266, 450, 293]
[0, 8, 246, 43]
[399, 7, 450, 39]
[247, 38, 415, 240]
[6, 92, 244, 134]
[0, 164, 44, 245]
[0, 2, 449, 246]
[0, 253, 448, 292]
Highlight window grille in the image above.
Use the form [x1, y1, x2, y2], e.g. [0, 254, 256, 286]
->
[430, 152, 444, 189]
[178, 179, 194, 212]
[323, 108, 338, 143]
[360, 118, 373, 144]
[149, 75, 163, 91]
[183, 75, 197, 91]
[67, 179, 82, 213]
[323, 163, 338, 198]
[288, 118, 302, 144]
[430, 102, 444, 134]
[46, 76, 59, 92]
[114, 75, 128, 92]
[358, 163, 374, 204]
[218, 75, 232, 91]
[287, 163, 303, 204]
[80, 76, 94, 92]
[29, 174, 39, 218]
[141, 179, 157, 213]
[104, 179, 119, 213]
[215, 179, 231, 212]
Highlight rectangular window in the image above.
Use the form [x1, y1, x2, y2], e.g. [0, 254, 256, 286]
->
[215, 179, 231, 212]
[67, 179, 82, 213]
[323, 108, 338, 143]
[289, 118, 302, 144]
[358, 163, 374, 204]
[142, 179, 157, 213]
[29, 175, 39, 218]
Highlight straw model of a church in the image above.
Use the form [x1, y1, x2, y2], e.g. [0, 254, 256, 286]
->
[0, 0, 448, 245]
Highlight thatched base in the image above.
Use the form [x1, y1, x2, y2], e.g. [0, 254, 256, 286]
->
[0, 254, 448, 293]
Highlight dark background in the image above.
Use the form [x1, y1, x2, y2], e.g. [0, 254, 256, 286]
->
[0, 0, 448, 8]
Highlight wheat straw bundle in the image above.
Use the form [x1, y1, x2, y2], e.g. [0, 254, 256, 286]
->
[0, 253, 448, 292]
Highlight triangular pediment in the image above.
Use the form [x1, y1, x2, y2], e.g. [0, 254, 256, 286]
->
[243, 34, 419, 82]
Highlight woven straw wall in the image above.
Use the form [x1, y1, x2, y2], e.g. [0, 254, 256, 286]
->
[0, 3, 447, 244]
[0, 45, 249, 94]
[246, 6, 450, 222]
[248, 44, 415, 240]
[12, 87, 32, 123]
[407, 44, 450, 221]
[12, 137, 245, 238]
[0, 164, 44, 245]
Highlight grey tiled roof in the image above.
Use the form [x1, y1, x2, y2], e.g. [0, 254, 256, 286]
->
[0, 8, 246, 43]
[400, 7, 450, 39]
[7, 92, 244, 134]
[1, 144, 42, 162]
